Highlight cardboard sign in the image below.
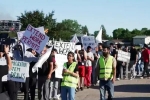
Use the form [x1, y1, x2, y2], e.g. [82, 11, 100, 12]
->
[17, 26, 45, 40]
[54, 41, 75, 55]
[21, 24, 49, 54]
[81, 36, 96, 53]
[117, 50, 130, 62]
[55, 54, 67, 78]
[8, 60, 29, 82]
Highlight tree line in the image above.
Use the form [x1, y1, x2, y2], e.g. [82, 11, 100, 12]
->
[9, 10, 150, 41]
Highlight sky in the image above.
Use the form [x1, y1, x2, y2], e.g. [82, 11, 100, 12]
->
[0, 0, 150, 36]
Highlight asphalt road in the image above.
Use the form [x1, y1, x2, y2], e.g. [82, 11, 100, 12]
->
[18, 78, 150, 100]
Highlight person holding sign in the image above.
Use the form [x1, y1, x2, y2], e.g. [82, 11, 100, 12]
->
[0, 45, 12, 99]
[61, 52, 79, 100]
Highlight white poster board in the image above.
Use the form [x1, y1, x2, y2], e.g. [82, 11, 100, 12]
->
[75, 45, 81, 51]
[53, 41, 75, 55]
[81, 36, 96, 53]
[55, 54, 67, 78]
[117, 50, 130, 62]
[20, 24, 49, 54]
[17, 26, 45, 40]
[8, 60, 29, 82]
[0, 57, 7, 81]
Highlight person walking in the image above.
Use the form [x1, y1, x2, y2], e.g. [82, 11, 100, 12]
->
[61, 52, 79, 100]
[97, 45, 116, 100]
[140, 44, 150, 79]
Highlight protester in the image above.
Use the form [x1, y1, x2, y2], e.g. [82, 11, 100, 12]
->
[129, 45, 138, 80]
[140, 44, 150, 79]
[0, 45, 12, 99]
[38, 46, 54, 100]
[78, 46, 87, 91]
[84, 46, 94, 88]
[61, 52, 79, 100]
[49, 49, 60, 100]
[97, 45, 116, 100]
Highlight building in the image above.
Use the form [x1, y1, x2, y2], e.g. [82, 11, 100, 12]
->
[0, 20, 22, 32]
[133, 35, 150, 45]
[105, 39, 131, 46]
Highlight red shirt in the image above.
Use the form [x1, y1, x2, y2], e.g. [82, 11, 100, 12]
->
[142, 48, 150, 62]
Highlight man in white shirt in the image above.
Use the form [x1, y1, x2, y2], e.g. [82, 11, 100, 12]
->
[84, 46, 94, 88]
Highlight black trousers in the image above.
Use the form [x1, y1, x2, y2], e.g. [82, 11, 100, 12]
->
[3, 81, 19, 100]
[142, 62, 150, 77]
[22, 77, 29, 100]
[116, 61, 122, 78]
[29, 77, 37, 100]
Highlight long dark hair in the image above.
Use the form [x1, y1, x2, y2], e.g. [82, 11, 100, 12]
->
[67, 51, 75, 62]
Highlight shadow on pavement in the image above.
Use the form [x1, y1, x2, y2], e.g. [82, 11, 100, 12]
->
[115, 84, 150, 93]
[114, 97, 150, 100]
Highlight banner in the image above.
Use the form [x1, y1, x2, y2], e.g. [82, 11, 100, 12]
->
[81, 36, 96, 53]
[21, 24, 49, 54]
[117, 50, 130, 62]
[53, 41, 75, 55]
[55, 54, 67, 78]
[8, 60, 29, 82]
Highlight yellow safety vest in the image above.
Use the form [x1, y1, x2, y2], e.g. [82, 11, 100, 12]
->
[99, 55, 113, 80]
[61, 62, 78, 88]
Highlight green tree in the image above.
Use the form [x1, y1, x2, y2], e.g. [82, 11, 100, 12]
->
[81, 25, 89, 35]
[54, 19, 82, 41]
[17, 10, 56, 39]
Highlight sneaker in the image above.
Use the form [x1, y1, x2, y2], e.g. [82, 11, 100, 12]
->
[116, 78, 120, 81]
[140, 77, 144, 79]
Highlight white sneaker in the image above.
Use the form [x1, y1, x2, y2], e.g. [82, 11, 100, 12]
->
[116, 78, 120, 81]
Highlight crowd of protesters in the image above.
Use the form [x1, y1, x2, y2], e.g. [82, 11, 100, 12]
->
[0, 41, 150, 100]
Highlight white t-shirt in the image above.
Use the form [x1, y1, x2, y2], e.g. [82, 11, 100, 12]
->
[85, 52, 94, 67]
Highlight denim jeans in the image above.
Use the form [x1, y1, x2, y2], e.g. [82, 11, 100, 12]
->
[136, 62, 144, 75]
[49, 78, 59, 99]
[61, 86, 75, 100]
[99, 80, 114, 100]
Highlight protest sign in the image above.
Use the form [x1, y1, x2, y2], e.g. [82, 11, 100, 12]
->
[75, 45, 81, 51]
[55, 54, 67, 78]
[8, 60, 29, 82]
[32, 46, 53, 73]
[17, 26, 45, 40]
[54, 41, 75, 55]
[0, 57, 8, 81]
[81, 36, 96, 53]
[21, 25, 49, 54]
[117, 50, 130, 62]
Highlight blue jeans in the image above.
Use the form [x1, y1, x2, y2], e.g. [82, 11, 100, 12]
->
[99, 80, 114, 100]
[136, 62, 144, 74]
[61, 86, 75, 100]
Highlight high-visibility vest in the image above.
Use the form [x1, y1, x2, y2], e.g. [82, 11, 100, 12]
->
[61, 62, 78, 88]
[99, 55, 113, 80]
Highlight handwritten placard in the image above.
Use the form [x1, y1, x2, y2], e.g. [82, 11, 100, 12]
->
[117, 50, 130, 62]
[54, 41, 75, 55]
[17, 26, 45, 40]
[8, 60, 29, 82]
[20, 24, 49, 53]
[81, 36, 96, 53]
[55, 54, 67, 78]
